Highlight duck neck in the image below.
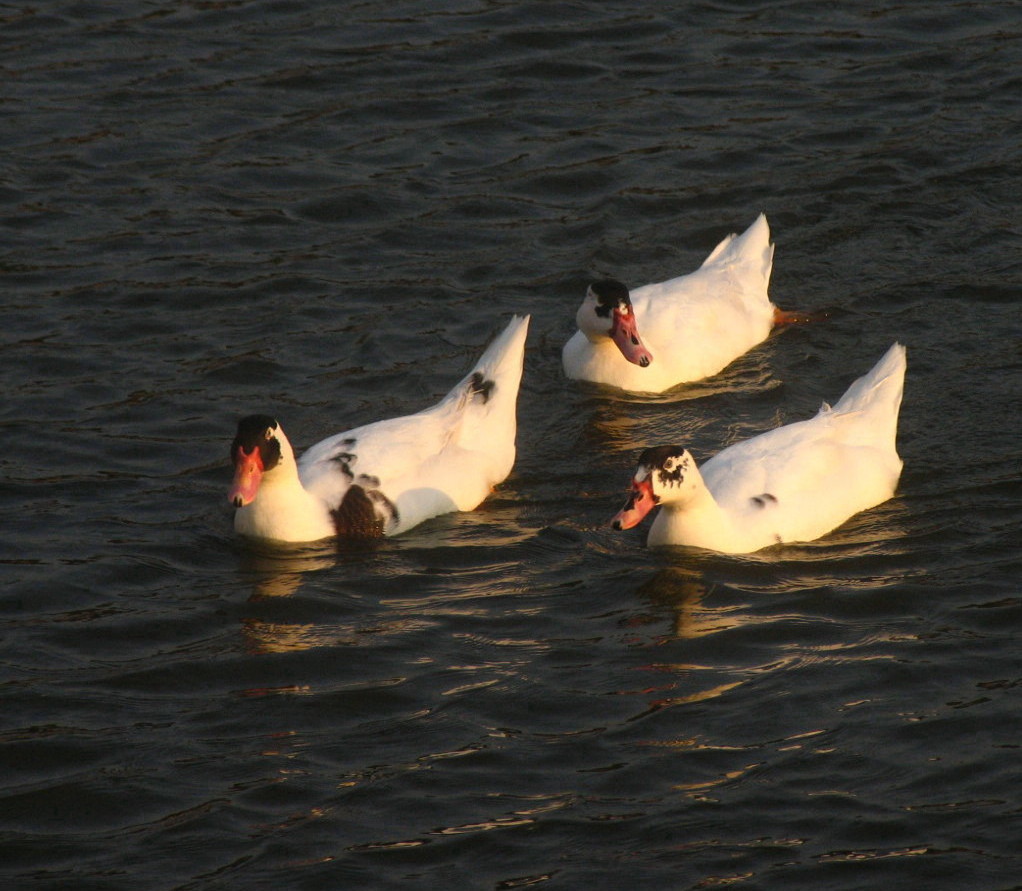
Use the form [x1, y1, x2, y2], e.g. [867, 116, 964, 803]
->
[234, 434, 332, 542]
[648, 472, 734, 551]
[584, 330, 618, 349]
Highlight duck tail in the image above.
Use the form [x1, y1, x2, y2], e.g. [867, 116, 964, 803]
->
[831, 343, 906, 452]
[700, 212, 774, 289]
[445, 313, 529, 442]
[465, 314, 530, 396]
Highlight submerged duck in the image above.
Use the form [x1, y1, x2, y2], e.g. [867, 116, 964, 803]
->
[611, 343, 907, 553]
[563, 214, 807, 393]
[229, 315, 529, 543]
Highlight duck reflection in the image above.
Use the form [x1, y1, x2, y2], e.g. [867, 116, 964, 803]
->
[634, 564, 746, 640]
[235, 536, 389, 599]
[581, 396, 704, 459]
[577, 355, 774, 458]
[235, 538, 382, 655]
[632, 515, 916, 642]
[236, 539, 339, 599]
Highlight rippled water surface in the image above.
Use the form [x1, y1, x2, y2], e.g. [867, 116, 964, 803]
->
[3, 1, 1021, 888]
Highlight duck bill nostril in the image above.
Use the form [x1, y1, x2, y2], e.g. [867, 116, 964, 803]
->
[609, 307, 653, 368]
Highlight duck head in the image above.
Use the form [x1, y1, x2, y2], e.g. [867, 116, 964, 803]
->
[229, 415, 284, 507]
[577, 279, 653, 367]
[611, 445, 695, 529]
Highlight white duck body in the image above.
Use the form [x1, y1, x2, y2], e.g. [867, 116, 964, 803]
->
[230, 315, 529, 543]
[612, 343, 906, 553]
[563, 214, 777, 393]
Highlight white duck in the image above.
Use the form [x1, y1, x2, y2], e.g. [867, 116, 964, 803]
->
[611, 343, 907, 553]
[563, 214, 808, 393]
[229, 315, 529, 543]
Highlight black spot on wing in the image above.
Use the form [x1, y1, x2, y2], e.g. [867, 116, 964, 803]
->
[328, 438, 360, 479]
[470, 372, 495, 404]
[751, 493, 778, 508]
[331, 451, 356, 480]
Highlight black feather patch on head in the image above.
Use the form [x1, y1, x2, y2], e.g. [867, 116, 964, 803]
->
[232, 415, 282, 470]
[589, 279, 631, 318]
[469, 371, 495, 403]
[638, 445, 691, 486]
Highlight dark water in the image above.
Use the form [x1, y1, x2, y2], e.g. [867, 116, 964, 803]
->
[3, 1, 1021, 888]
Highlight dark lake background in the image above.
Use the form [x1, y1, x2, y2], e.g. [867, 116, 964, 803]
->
[2, 2, 1020, 889]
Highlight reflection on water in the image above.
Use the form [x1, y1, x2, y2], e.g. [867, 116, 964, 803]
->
[236, 535, 396, 599]
[623, 553, 916, 737]
[577, 353, 781, 459]
[242, 619, 352, 655]
[232, 523, 537, 655]
[236, 538, 340, 598]
[237, 539, 345, 655]
[634, 566, 742, 640]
